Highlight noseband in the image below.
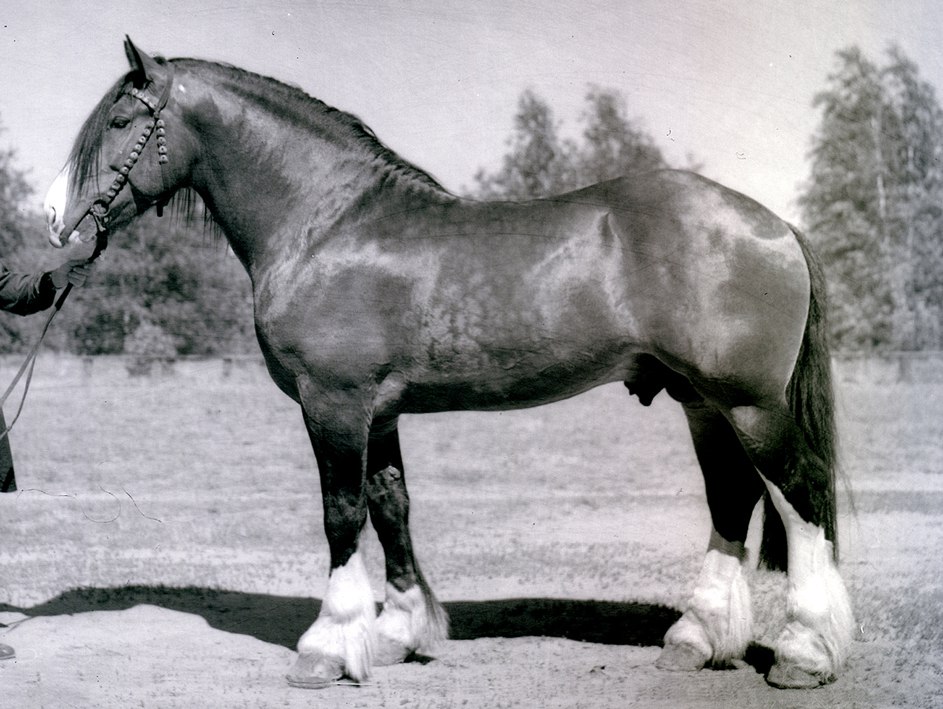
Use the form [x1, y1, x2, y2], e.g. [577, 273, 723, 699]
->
[69, 65, 175, 245]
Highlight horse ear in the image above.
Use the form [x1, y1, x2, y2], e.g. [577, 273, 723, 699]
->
[124, 36, 162, 86]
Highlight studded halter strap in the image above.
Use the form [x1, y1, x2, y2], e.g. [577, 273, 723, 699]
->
[88, 64, 175, 238]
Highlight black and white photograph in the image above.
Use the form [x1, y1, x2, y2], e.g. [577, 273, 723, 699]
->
[1, 2, 941, 707]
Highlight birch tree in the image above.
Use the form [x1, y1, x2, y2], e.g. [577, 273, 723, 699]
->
[800, 46, 943, 350]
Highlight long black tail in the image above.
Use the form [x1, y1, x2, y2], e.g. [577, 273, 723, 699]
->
[760, 225, 838, 570]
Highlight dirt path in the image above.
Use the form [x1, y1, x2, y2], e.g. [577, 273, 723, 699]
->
[0, 597, 929, 709]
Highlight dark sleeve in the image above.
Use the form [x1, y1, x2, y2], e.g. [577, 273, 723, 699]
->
[0, 262, 57, 316]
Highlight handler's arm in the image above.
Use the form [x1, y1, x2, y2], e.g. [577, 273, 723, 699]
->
[0, 259, 92, 316]
[0, 262, 55, 316]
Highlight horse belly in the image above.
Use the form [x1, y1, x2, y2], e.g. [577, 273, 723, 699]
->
[400, 342, 637, 413]
[402, 269, 640, 412]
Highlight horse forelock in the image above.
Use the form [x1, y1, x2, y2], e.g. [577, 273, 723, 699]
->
[68, 55, 173, 190]
[68, 74, 129, 190]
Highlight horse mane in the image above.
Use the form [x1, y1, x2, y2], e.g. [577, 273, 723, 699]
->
[66, 56, 450, 234]
[173, 59, 449, 194]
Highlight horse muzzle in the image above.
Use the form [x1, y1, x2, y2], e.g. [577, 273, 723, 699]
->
[46, 209, 90, 249]
[43, 168, 95, 248]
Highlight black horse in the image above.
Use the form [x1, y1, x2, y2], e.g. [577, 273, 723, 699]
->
[43, 38, 853, 689]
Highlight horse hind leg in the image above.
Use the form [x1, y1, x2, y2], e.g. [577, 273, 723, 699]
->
[366, 421, 448, 666]
[657, 400, 763, 672]
[728, 403, 854, 688]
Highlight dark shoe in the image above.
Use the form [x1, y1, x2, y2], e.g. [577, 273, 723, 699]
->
[1, 465, 15, 493]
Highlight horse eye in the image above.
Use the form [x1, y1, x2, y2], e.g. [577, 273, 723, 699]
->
[109, 116, 131, 129]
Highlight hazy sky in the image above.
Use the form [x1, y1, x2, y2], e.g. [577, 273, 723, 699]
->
[1, 0, 941, 224]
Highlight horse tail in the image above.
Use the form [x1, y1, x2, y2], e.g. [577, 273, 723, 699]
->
[759, 224, 838, 571]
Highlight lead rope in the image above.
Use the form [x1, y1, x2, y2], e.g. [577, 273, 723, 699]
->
[0, 231, 108, 445]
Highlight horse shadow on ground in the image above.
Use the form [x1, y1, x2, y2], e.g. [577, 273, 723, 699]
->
[2, 586, 676, 648]
[0, 586, 775, 674]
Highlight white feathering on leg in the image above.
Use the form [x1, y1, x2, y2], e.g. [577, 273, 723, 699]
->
[377, 583, 448, 656]
[765, 482, 854, 679]
[664, 538, 753, 665]
[296, 551, 376, 681]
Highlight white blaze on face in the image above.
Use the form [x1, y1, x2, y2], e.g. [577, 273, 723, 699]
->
[43, 165, 80, 247]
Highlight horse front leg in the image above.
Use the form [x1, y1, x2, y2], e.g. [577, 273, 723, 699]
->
[287, 396, 376, 689]
[366, 420, 448, 665]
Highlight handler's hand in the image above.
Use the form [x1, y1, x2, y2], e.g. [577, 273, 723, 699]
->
[49, 259, 94, 289]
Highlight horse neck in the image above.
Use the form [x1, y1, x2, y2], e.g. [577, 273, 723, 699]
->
[182, 72, 447, 274]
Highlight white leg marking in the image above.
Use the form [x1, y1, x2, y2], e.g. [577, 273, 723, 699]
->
[296, 551, 376, 682]
[663, 528, 752, 666]
[765, 481, 854, 679]
[375, 583, 448, 664]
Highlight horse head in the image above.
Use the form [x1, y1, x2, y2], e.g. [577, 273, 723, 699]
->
[44, 37, 195, 248]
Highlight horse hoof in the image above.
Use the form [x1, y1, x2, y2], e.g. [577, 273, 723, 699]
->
[766, 661, 834, 689]
[374, 634, 412, 666]
[286, 652, 346, 689]
[655, 642, 710, 672]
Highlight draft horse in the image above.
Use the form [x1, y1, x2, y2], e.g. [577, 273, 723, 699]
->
[44, 38, 853, 689]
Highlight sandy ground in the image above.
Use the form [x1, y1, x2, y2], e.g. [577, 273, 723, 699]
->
[0, 356, 941, 708]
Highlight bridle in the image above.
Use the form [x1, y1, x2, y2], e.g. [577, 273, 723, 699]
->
[64, 63, 175, 252]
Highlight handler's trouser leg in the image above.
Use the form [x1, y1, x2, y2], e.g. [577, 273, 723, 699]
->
[0, 410, 15, 493]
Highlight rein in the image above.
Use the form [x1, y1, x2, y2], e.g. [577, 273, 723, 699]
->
[0, 67, 174, 446]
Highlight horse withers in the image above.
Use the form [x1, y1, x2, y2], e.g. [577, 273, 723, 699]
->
[42, 37, 853, 689]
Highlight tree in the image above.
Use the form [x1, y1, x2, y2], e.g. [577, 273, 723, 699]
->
[881, 47, 943, 349]
[63, 208, 256, 356]
[0, 114, 256, 357]
[472, 89, 570, 200]
[0, 135, 33, 253]
[799, 46, 943, 350]
[472, 86, 670, 200]
[573, 85, 668, 184]
[0, 118, 255, 357]
[0, 118, 50, 352]
[800, 48, 892, 349]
